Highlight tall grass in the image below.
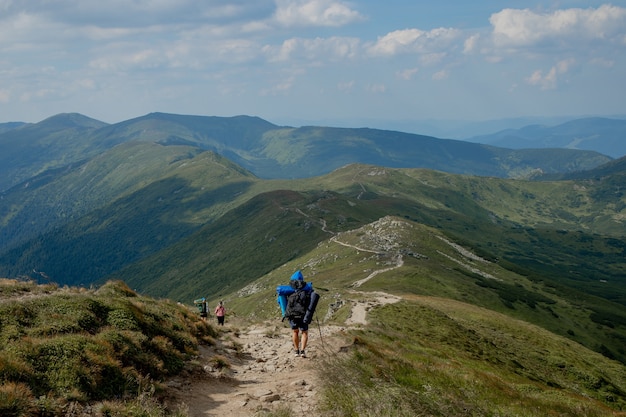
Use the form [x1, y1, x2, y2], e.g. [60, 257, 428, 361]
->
[0, 280, 217, 416]
[317, 300, 626, 416]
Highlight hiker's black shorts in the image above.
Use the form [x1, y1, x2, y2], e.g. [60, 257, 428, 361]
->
[289, 318, 308, 331]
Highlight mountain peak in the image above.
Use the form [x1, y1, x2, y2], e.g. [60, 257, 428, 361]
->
[39, 113, 108, 129]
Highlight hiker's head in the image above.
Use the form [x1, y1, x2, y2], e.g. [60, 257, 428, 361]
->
[290, 270, 304, 281]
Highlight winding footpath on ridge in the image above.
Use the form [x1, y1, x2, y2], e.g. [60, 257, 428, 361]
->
[164, 214, 407, 416]
[163, 252, 402, 416]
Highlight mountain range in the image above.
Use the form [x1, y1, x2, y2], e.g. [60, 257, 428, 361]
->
[0, 112, 617, 193]
[468, 117, 626, 158]
[0, 111, 625, 371]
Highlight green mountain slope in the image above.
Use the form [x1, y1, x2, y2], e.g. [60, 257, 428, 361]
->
[108, 188, 435, 302]
[2, 162, 624, 304]
[0, 142, 254, 250]
[98, 114, 610, 179]
[0, 112, 612, 195]
[0, 148, 262, 285]
[0, 113, 108, 191]
[2, 268, 625, 415]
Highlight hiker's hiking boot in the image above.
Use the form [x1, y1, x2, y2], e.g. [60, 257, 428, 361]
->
[295, 349, 301, 357]
[300, 350, 306, 358]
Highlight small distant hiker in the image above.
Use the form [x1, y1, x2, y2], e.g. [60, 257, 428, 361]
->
[194, 297, 208, 321]
[277, 270, 320, 358]
[214, 300, 226, 326]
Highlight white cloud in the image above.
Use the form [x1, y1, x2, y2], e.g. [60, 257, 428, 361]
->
[463, 34, 480, 54]
[260, 75, 296, 95]
[0, 1, 624, 124]
[0, 89, 9, 103]
[366, 83, 385, 93]
[526, 58, 575, 90]
[432, 70, 449, 81]
[397, 68, 418, 80]
[273, 0, 364, 28]
[337, 80, 354, 91]
[490, 5, 626, 49]
[264, 36, 360, 62]
[420, 52, 447, 66]
[590, 57, 614, 68]
[3, 0, 259, 27]
[367, 27, 461, 56]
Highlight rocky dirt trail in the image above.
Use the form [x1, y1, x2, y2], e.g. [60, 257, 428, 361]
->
[163, 292, 400, 417]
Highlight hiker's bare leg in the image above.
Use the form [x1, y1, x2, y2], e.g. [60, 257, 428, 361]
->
[292, 329, 300, 351]
[301, 330, 308, 351]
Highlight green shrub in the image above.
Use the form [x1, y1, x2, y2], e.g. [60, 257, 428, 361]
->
[107, 308, 141, 331]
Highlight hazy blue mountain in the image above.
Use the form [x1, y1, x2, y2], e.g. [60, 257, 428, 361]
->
[285, 115, 580, 139]
[0, 121, 27, 133]
[0, 113, 109, 191]
[0, 112, 613, 193]
[467, 117, 626, 158]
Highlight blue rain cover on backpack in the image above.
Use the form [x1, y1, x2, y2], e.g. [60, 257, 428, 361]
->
[276, 271, 320, 324]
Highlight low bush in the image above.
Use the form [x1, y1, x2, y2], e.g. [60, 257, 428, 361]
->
[0, 280, 215, 416]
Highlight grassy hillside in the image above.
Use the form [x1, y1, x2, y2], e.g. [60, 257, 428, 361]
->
[0, 148, 264, 285]
[0, 113, 108, 191]
[0, 279, 216, 416]
[2, 269, 625, 416]
[319, 298, 626, 416]
[0, 142, 225, 251]
[108, 188, 434, 302]
[183, 212, 626, 412]
[2, 162, 624, 312]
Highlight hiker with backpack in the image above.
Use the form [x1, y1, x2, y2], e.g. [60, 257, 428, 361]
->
[277, 270, 320, 358]
[194, 297, 208, 321]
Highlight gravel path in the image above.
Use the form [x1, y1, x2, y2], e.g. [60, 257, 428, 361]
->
[163, 292, 400, 416]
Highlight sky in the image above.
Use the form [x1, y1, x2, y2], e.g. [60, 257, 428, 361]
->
[1, 0, 625, 132]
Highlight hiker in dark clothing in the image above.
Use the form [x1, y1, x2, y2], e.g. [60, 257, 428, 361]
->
[278, 270, 320, 358]
[288, 271, 309, 357]
[195, 297, 208, 321]
[290, 318, 308, 357]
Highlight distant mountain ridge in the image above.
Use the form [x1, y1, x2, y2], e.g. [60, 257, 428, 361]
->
[0, 112, 613, 192]
[0, 121, 26, 133]
[468, 117, 626, 158]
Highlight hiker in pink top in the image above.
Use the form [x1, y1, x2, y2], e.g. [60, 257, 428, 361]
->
[214, 301, 226, 325]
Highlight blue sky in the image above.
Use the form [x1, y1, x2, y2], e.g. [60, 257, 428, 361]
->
[0, 0, 624, 133]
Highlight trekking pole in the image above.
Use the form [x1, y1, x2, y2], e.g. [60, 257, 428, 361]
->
[315, 315, 330, 353]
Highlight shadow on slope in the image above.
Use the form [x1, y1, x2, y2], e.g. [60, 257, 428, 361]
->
[0, 176, 255, 286]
